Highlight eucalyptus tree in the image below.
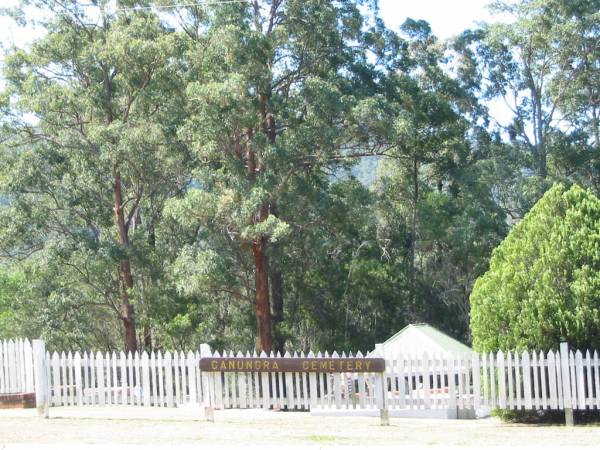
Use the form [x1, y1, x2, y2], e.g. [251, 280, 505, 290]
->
[165, 0, 384, 351]
[0, 1, 191, 351]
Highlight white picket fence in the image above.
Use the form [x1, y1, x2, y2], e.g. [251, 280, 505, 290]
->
[0, 339, 35, 394]
[2, 339, 600, 415]
[44, 350, 204, 407]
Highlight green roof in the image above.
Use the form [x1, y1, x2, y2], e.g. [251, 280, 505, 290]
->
[383, 323, 471, 354]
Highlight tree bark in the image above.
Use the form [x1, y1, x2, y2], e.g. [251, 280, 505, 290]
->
[270, 267, 285, 353]
[252, 237, 273, 352]
[409, 155, 419, 320]
[112, 162, 138, 353]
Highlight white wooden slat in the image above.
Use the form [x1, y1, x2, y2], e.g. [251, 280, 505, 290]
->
[238, 352, 247, 409]
[215, 368, 224, 409]
[178, 351, 186, 405]
[457, 356, 464, 409]
[448, 355, 457, 411]
[195, 351, 202, 404]
[14, 340, 21, 392]
[569, 351, 577, 409]
[74, 352, 83, 406]
[68, 352, 75, 406]
[547, 351, 557, 409]
[575, 350, 585, 409]
[497, 351, 506, 409]
[531, 351, 540, 409]
[15, 340, 21, 392]
[399, 356, 407, 409]
[158, 351, 165, 407]
[8, 341, 13, 393]
[539, 351, 547, 409]
[90, 352, 97, 406]
[481, 352, 488, 408]
[141, 352, 150, 407]
[594, 351, 600, 410]
[194, 351, 202, 404]
[275, 371, 283, 410]
[301, 372, 309, 411]
[112, 352, 119, 405]
[555, 350, 564, 409]
[149, 352, 157, 407]
[253, 368, 261, 409]
[231, 371, 239, 409]
[488, 353, 495, 408]
[119, 351, 127, 406]
[0, 342, 5, 393]
[422, 353, 431, 409]
[97, 351, 106, 407]
[135, 352, 142, 406]
[434, 354, 443, 410]
[60, 352, 67, 406]
[508, 351, 516, 410]
[105, 352, 113, 406]
[83, 352, 90, 406]
[246, 364, 254, 409]
[317, 371, 325, 409]
[51, 352, 60, 406]
[472, 353, 481, 410]
[261, 370, 270, 410]
[164, 352, 174, 408]
[186, 351, 196, 405]
[522, 351, 532, 410]
[173, 352, 181, 406]
[407, 356, 415, 409]
[308, 352, 318, 409]
[585, 350, 593, 409]
[24, 340, 34, 392]
[223, 371, 231, 409]
[6, 341, 13, 393]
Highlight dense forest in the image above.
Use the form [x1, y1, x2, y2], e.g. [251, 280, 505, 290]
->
[0, 0, 597, 353]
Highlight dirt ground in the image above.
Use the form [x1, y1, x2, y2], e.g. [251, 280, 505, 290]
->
[0, 406, 599, 448]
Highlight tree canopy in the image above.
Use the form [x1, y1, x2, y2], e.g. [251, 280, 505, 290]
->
[0, 0, 598, 353]
[471, 184, 600, 352]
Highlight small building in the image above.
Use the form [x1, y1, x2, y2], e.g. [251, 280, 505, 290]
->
[373, 323, 471, 359]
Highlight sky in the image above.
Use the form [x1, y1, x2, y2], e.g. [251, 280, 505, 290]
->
[0, 0, 501, 50]
[379, 0, 497, 39]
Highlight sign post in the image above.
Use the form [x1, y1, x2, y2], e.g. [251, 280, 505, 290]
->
[199, 355, 388, 425]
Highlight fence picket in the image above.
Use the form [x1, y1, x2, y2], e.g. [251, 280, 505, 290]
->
[497, 351, 506, 409]
[521, 351, 531, 410]
[422, 353, 431, 409]
[74, 352, 82, 406]
[164, 352, 173, 408]
[472, 353, 481, 410]
[585, 350, 592, 409]
[594, 351, 600, 410]
[539, 351, 547, 409]
[575, 350, 585, 409]
[141, 352, 150, 407]
[555, 350, 564, 409]
[7, 339, 600, 414]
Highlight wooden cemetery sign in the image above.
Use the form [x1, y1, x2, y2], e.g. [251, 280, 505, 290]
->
[199, 356, 385, 373]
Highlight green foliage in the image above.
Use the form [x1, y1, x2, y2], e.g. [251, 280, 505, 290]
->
[0, 0, 597, 354]
[471, 184, 600, 352]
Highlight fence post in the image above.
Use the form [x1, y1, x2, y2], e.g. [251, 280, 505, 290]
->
[199, 343, 214, 422]
[379, 364, 389, 426]
[33, 339, 49, 418]
[560, 342, 574, 426]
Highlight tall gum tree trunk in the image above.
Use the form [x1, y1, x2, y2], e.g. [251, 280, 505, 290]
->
[247, 127, 273, 352]
[112, 162, 138, 352]
[252, 237, 273, 352]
